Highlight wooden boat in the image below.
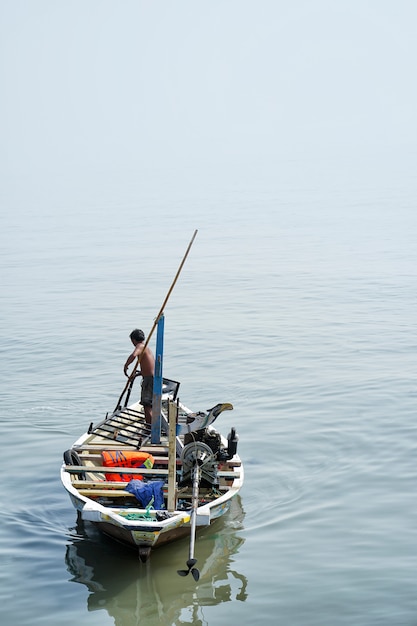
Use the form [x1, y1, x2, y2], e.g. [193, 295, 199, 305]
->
[60, 232, 243, 578]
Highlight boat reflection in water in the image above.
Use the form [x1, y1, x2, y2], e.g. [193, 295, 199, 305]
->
[65, 496, 247, 626]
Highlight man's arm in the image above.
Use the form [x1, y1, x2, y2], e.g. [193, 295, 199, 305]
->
[124, 353, 135, 376]
[124, 345, 144, 376]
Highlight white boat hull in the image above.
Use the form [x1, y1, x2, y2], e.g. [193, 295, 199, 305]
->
[61, 397, 243, 560]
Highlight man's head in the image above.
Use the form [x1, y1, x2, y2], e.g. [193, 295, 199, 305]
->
[130, 329, 145, 345]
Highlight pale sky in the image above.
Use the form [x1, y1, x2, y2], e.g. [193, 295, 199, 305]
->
[1, 0, 417, 201]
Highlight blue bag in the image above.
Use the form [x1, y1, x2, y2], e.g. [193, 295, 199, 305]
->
[125, 480, 165, 510]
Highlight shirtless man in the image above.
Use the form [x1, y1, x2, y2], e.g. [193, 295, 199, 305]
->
[124, 329, 155, 427]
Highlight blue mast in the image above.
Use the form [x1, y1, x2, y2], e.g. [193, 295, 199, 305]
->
[151, 314, 164, 444]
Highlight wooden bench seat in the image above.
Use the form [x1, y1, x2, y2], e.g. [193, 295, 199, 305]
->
[64, 465, 239, 480]
[73, 481, 230, 498]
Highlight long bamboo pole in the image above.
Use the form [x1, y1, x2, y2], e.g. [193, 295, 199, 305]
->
[114, 229, 198, 411]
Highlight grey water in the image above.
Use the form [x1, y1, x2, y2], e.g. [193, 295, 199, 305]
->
[1, 152, 416, 626]
[2, 2, 417, 625]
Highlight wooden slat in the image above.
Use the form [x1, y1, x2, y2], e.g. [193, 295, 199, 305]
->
[72, 481, 131, 488]
[75, 486, 229, 498]
[77, 489, 133, 497]
[65, 465, 173, 476]
[217, 471, 240, 479]
[74, 445, 140, 451]
[65, 465, 239, 480]
[73, 444, 171, 455]
[70, 480, 231, 496]
[139, 446, 169, 455]
[76, 453, 181, 465]
[222, 459, 241, 467]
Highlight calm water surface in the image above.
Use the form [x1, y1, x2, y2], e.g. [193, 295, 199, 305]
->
[1, 155, 417, 625]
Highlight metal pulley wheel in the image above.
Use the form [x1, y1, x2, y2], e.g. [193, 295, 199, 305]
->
[180, 441, 215, 472]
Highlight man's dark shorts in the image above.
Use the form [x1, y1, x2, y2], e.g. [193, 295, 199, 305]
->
[141, 376, 154, 407]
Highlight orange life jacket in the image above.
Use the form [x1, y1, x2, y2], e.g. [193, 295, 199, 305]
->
[101, 450, 154, 482]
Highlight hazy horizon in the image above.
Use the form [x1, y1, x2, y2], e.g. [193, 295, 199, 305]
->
[2, 1, 417, 208]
